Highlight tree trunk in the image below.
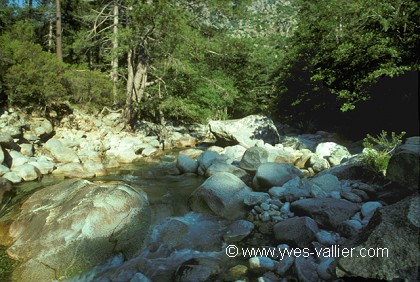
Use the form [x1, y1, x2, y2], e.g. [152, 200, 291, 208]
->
[124, 47, 148, 126]
[55, 0, 63, 61]
[111, 2, 119, 105]
[124, 48, 135, 125]
[48, 1, 54, 53]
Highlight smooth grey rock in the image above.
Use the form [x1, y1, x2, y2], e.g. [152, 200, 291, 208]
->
[197, 150, 227, 173]
[206, 162, 249, 182]
[254, 162, 303, 191]
[361, 201, 383, 219]
[268, 177, 311, 202]
[340, 191, 362, 203]
[28, 160, 54, 175]
[239, 147, 269, 172]
[310, 174, 341, 193]
[224, 220, 255, 242]
[176, 154, 199, 174]
[316, 230, 339, 245]
[2, 171, 22, 183]
[209, 115, 280, 147]
[12, 164, 41, 181]
[189, 172, 252, 219]
[83, 160, 107, 177]
[386, 136, 419, 191]
[9, 150, 28, 169]
[249, 257, 276, 272]
[44, 138, 80, 163]
[7, 179, 150, 282]
[223, 145, 247, 162]
[273, 216, 319, 248]
[291, 198, 360, 229]
[52, 163, 94, 178]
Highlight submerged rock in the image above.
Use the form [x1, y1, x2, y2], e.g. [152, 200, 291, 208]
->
[7, 179, 150, 282]
[176, 154, 199, 174]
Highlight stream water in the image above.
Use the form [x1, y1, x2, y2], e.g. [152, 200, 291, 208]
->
[1, 153, 239, 281]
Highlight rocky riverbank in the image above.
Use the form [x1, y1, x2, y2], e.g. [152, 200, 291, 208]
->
[0, 106, 205, 194]
[0, 109, 419, 281]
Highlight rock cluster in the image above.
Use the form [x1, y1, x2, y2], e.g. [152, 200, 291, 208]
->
[1, 112, 418, 281]
[175, 115, 419, 281]
[0, 107, 207, 204]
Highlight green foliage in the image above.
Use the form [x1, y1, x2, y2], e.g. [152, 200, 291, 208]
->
[62, 67, 113, 108]
[277, 0, 419, 113]
[362, 130, 406, 175]
[3, 40, 67, 110]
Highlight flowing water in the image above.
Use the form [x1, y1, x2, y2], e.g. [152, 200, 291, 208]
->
[0, 154, 233, 281]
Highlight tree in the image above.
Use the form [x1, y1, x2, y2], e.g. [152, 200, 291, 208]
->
[55, 0, 62, 61]
[278, 0, 419, 111]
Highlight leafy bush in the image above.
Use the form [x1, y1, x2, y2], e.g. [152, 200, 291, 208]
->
[62, 67, 112, 108]
[3, 40, 67, 110]
[362, 130, 406, 175]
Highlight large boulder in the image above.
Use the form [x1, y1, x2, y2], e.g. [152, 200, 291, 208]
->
[386, 136, 419, 192]
[291, 198, 359, 229]
[337, 196, 420, 280]
[105, 137, 146, 163]
[44, 138, 80, 164]
[176, 154, 199, 174]
[189, 172, 253, 219]
[315, 142, 351, 166]
[7, 179, 150, 282]
[209, 115, 280, 147]
[253, 162, 303, 191]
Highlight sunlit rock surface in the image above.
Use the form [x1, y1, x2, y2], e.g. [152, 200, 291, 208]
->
[7, 179, 150, 282]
